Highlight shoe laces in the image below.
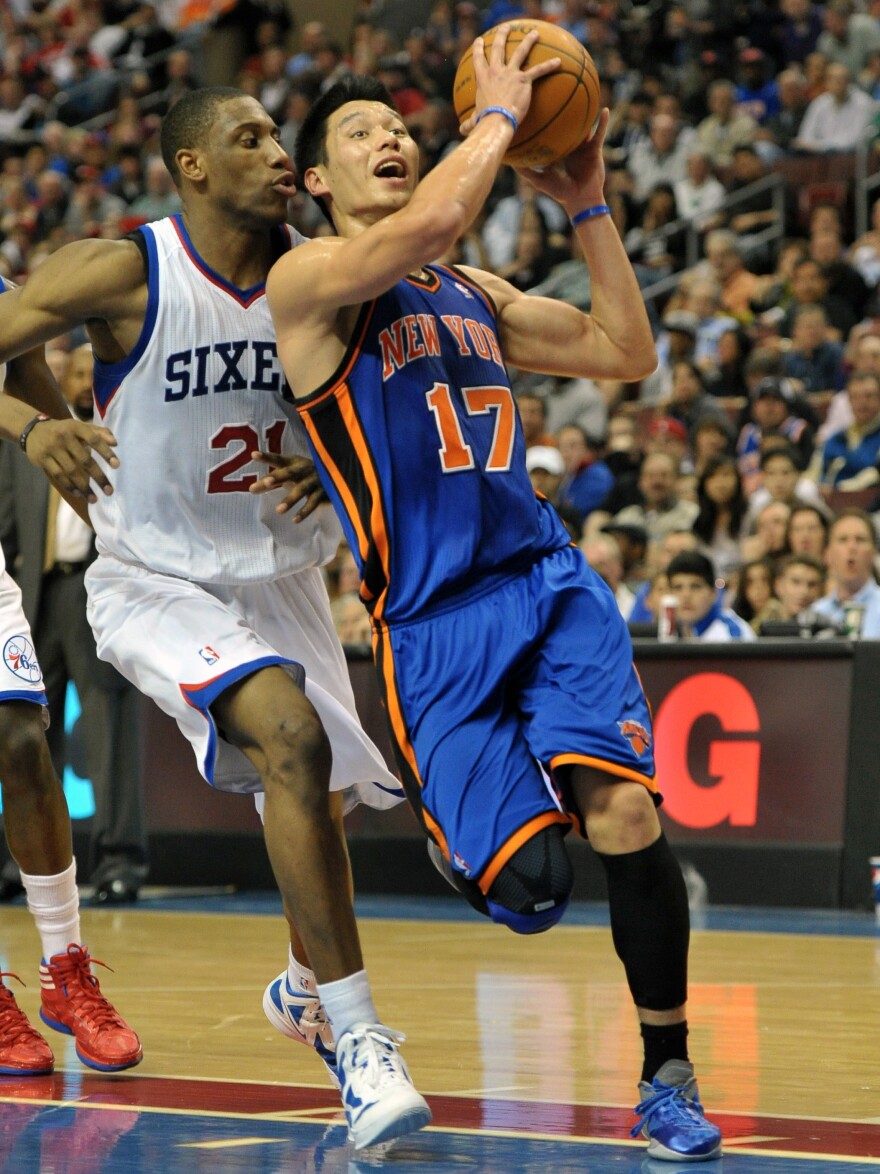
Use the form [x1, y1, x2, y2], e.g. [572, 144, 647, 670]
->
[46, 945, 124, 1031]
[630, 1076, 706, 1139]
[339, 1025, 407, 1090]
[0, 972, 44, 1047]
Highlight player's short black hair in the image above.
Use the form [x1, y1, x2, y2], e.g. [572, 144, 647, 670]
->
[295, 75, 396, 226]
[160, 87, 246, 185]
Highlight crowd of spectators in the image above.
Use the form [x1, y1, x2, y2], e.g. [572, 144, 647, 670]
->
[6, 0, 880, 640]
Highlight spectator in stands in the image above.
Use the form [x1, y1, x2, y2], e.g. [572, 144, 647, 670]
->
[604, 89, 652, 169]
[813, 508, 880, 635]
[723, 146, 786, 246]
[673, 148, 726, 232]
[668, 550, 756, 640]
[682, 278, 739, 372]
[731, 556, 786, 632]
[849, 195, 880, 290]
[814, 369, 880, 487]
[0, 76, 44, 144]
[782, 304, 846, 392]
[601, 520, 648, 589]
[639, 309, 698, 405]
[525, 445, 581, 540]
[817, 0, 880, 77]
[742, 500, 793, 566]
[782, 256, 859, 341]
[737, 376, 816, 492]
[821, 327, 880, 440]
[750, 443, 823, 516]
[803, 50, 830, 98]
[254, 44, 291, 123]
[106, 144, 146, 206]
[624, 182, 686, 279]
[791, 62, 877, 152]
[580, 533, 635, 619]
[694, 80, 758, 170]
[331, 592, 372, 645]
[693, 417, 733, 474]
[758, 67, 810, 153]
[787, 502, 831, 558]
[127, 156, 180, 221]
[495, 199, 559, 291]
[774, 553, 827, 620]
[286, 20, 328, 78]
[664, 359, 729, 441]
[780, 0, 824, 66]
[704, 325, 752, 398]
[481, 173, 568, 272]
[31, 169, 70, 245]
[64, 169, 127, 239]
[557, 424, 615, 525]
[703, 229, 761, 323]
[810, 227, 872, 322]
[516, 392, 556, 450]
[626, 112, 690, 202]
[735, 47, 780, 125]
[611, 450, 699, 543]
[692, 455, 749, 580]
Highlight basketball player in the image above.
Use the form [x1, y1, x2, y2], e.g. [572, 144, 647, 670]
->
[262, 30, 721, 1162]
[0, 329, 140, 1075]
[0, 91, 429, 1149]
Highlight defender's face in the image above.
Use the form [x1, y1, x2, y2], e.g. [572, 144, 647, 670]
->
[313, 101, 419, 223]
[201, 97, 295, 226]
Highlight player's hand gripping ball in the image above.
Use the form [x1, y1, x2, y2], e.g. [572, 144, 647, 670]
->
[453, 19, 600, 169]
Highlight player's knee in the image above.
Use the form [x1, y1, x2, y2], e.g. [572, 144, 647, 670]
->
[0, 705, 50, 789]
[485, 824, 573, 935]
[263, 708, 332, 797]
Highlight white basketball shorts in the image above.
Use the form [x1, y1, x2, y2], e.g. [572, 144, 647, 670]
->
[0, 565, 48, 714]
[85, 555, 404, 812]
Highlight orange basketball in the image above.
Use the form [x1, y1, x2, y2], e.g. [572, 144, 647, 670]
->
[452, 19, 600, 169]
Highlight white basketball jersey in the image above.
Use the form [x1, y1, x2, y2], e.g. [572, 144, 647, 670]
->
[89, 216, 341, 584]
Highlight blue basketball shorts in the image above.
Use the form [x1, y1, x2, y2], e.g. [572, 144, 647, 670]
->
[373, 543, 657, 894]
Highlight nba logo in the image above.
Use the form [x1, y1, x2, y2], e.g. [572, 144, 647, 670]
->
[199, 646, 220, 665]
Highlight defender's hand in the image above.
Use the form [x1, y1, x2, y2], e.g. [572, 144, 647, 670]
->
[249, 451, 328, 521]
[26, 418, 119, 502]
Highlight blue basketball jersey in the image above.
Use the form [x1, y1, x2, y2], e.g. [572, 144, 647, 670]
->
[296, 264, 570, 624]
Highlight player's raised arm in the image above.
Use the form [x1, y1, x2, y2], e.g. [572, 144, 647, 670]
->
[267, 25, 558, 332]
[461, 111, 657, 383]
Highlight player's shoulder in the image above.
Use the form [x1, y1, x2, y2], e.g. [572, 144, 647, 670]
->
[453, 263, 518, 311]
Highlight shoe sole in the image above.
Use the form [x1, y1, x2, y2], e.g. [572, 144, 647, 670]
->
[262, 983, 340, 1091]
[350, 1094, 432, 1151]
[39, 1009, 143, 1072]
[645, 1136, 723, 1162]
[0, 1062, 54, 1076]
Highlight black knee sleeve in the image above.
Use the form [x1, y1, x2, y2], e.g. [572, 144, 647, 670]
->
[486, 823, 574, 934]
[598, 833, 689, 1011]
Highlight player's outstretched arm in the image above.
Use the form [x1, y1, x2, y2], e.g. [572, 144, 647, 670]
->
[0, 237, 145, 362]
[462, 110, 656, 383]
[3, 347, 118, 508]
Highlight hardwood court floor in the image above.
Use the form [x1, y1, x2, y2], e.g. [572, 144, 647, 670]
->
[2, 894, 880, 1172]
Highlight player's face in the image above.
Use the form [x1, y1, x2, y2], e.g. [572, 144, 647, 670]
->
[315, 101, 419, 223]
[200, 97, 295, 226]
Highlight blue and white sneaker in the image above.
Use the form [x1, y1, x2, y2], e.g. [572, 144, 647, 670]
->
[631, 1059, 722, 1162]
[336, 1023, 432, 1151]
[262, 971, 339, 1089]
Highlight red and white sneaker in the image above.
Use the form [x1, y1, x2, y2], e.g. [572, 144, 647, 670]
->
[39, 945, 142, 1072]
[0, 973, 54, 1076]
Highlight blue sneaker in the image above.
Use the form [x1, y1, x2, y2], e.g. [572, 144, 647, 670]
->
[336, 1024, 432, 1150]
[262, 971, 339, 1089]
[631, 1059, 722, 1162]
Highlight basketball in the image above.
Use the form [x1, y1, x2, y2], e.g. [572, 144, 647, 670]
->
[452, 20, 600, 169]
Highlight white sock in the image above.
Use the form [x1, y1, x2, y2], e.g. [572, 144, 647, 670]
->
[20, 859, 81, 962]
[317, 969, 378, 1040]
[287, 946, 317, 995]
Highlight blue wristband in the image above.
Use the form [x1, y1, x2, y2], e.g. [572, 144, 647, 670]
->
[474, 105, 519, 134]
[570, 203, 611, 227]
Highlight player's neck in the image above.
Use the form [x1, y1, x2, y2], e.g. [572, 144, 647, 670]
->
[180, 209, 278, 288]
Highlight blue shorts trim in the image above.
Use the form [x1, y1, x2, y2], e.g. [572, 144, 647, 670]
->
[0, 689, 47, 707]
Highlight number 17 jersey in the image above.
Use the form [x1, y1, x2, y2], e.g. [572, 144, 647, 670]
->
[295, 264, 570, 625]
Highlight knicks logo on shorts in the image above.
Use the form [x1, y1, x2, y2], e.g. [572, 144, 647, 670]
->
[618, 719, 651, 756]
[3, 635, 41, 683]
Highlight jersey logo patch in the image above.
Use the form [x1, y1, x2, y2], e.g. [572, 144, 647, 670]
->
[618, 719, 651, 756]
[199, 646, 220, 665]
[3, 635, 41, 683]
[453, 850, 472, 878]
[454, 281, 474, 300]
